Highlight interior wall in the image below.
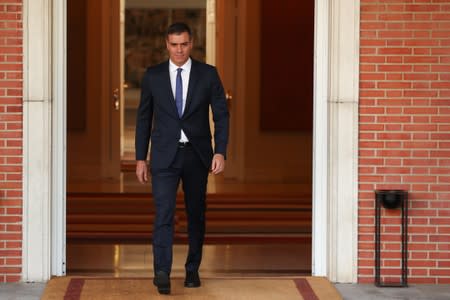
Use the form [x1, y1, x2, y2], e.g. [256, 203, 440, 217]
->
[242, 0, 313, 183]
[260, 1, 314, 131]
[67, 0, 86, 131]
[67, 0, 314, 184]
[67, 0, 104, 179]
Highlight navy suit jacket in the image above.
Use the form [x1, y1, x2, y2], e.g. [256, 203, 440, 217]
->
[135, 59, 229, 169]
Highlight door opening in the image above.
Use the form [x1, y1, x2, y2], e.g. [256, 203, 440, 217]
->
[65, 0, 314, 277]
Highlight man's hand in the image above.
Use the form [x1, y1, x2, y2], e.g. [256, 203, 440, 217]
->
[211, 154, 225, 175]
[136, 160, 148, 184]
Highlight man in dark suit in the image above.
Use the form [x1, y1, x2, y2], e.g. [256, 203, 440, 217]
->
[135, 22, 229, 295]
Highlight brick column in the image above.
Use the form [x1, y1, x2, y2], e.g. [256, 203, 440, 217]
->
[359, 0, 450, 284]
[0, 0, 23, 283]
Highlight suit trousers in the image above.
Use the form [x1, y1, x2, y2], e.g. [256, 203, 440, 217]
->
[150, 144, 209, 275]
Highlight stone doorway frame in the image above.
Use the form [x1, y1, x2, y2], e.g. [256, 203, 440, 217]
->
[22, 0, 359, 282]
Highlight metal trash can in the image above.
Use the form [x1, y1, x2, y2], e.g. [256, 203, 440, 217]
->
[374, 190, 408, 287]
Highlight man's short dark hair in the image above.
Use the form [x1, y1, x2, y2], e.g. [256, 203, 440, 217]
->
[166, 22, 192, 39]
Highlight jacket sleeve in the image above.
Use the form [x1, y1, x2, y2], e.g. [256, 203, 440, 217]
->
[210, 67, 229, 158]
[135, 70, 154, 160]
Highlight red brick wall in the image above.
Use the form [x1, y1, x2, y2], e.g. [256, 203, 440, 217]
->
[0, 0, 23, 283]
[359, 0, 450, 284]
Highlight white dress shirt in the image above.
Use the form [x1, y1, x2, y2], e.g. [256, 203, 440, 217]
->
[169, 58, 191, 142]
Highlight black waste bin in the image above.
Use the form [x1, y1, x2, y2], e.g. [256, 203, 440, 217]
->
[374, 190, 408, 287]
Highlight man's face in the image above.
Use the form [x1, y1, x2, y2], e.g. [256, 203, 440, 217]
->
[166, 32, 193, 66]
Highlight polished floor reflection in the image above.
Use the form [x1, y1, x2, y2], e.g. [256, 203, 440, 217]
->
[67, 161, 312, 278]
[68, 171, 311, 195]
[67, 243, 311, 278]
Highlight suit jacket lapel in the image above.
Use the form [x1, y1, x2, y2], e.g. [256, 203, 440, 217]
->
[183, 59, 198, 118]
[161, 61, 179, 117]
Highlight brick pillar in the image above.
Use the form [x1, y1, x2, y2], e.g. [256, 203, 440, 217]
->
[0, 0, 23, 283]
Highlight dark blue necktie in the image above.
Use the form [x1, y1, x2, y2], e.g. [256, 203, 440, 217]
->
[175, 68, 183, 117]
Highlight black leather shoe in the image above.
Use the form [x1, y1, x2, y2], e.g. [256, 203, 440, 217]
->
[153, 271, 170, 294]
[184, 271, 201, 288]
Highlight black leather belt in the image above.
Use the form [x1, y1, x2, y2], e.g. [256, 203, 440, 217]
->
[178, 142, 191, 148]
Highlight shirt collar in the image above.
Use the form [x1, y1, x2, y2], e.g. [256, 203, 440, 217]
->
[169, 58, 192, 72]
